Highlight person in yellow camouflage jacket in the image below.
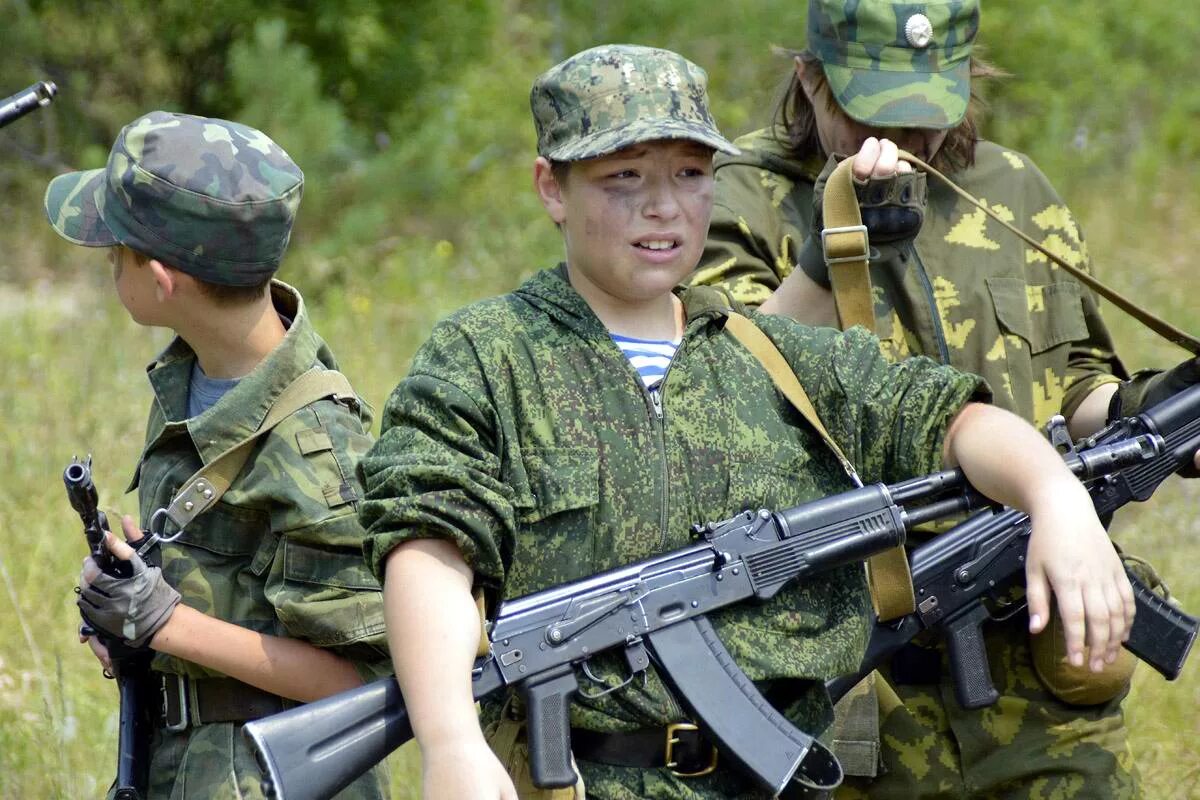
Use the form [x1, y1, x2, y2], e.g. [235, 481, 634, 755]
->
[690, 1, 1161, 798]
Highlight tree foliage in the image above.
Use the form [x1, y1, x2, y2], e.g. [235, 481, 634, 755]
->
[1, 0, 1196, 289]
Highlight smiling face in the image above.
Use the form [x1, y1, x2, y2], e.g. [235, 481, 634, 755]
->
[536, 139, 715, 313]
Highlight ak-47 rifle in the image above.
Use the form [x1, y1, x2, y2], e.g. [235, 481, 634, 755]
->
[242, 433, 1160, 800]
[829, 383, 1200, 709]
[64, 457, 155, 800]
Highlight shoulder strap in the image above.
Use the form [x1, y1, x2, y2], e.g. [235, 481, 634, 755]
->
[821, 157, 877, 331]
[161, 368, 357, 532]
[724, 313, 860, 485]
[724, 312, 916, 621]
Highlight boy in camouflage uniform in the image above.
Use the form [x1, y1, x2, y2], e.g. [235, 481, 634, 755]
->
[52, 111, 390, 799]
[689, 1, 1186, 797]
[357, 44, 1133, 800]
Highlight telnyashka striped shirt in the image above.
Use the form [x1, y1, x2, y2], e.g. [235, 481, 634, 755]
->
[611, 333, 680, 390]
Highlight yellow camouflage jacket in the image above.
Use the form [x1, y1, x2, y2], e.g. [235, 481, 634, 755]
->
[692, 127, 1127, 427]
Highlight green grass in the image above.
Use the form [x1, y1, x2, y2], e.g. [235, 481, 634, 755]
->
[1, 171, 1197, 798]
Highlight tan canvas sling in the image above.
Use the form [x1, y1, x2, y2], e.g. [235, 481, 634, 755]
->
[151, 368, 358, 538]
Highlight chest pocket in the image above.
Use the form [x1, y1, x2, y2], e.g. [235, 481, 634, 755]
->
[986, 277, 1089, 423]
[507, 447, 599, 592]
[728, 442, 814, 515]
[987, 278, 1087, 353]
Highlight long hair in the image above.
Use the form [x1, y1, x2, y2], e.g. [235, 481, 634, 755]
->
[772, 49, 1006, 173]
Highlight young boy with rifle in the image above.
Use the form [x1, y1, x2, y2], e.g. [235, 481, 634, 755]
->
[357, 44, 1133, 799]
[54, 111, 391, 799]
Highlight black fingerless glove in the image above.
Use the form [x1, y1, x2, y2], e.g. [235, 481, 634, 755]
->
[1110, 356, 1200, 477]
[798, 154, 928, 288]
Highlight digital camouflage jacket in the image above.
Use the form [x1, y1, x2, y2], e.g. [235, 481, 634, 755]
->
[359, 265, 983, 747]
[691, 128, 1126, 428]
[129, 281, 389, 799]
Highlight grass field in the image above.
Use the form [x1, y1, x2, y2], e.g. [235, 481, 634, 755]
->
[0, 171, 1196, 798]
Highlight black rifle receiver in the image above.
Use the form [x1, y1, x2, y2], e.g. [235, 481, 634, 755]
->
[829, 385, 1200, 709]
[64, 457, 154, 800]
[0, 81, 56, 129]
[242, 433, 1157, 800]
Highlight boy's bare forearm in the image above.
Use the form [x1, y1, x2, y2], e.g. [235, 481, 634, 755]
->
[943, 402, 1087, 512]
[383, 538, 486, 749]
[148, 606, 364, 702]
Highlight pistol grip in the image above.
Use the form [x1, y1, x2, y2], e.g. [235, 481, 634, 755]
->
[522, 665, 580, 789]
[945, 604, 998, 709]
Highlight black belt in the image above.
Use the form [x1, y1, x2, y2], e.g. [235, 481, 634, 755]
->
[571, 723, 719, 778]
[160, 673, 288, 731]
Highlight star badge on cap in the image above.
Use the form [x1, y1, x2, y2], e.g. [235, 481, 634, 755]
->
[905, 13, 934, 49]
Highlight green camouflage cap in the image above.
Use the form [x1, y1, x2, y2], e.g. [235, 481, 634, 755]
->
[531, 44, 739, 162]
[808, 0, 979, 129]
[44, 111, 303, 286]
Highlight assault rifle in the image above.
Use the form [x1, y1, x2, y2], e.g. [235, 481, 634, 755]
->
[0, 81, 56, 129]
[829, 384, 1200, 709]
[64, 457, 155, 800]
[243, 434, 1158, 800]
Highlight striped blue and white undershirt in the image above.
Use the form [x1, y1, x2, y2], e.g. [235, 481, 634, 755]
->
[611, 333, 681, 390]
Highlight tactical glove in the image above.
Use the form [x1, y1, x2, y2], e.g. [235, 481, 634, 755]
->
[1111, 356, 1200, 477]
[797, 154, 928, 288]
[78, 551, 181, 648]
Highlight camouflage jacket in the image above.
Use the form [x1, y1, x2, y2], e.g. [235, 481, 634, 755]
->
[692, 128, 1126, 427]
[128, 281, 389, 797]
[132, 281, 390, 680]
[360, 265, 983, 736]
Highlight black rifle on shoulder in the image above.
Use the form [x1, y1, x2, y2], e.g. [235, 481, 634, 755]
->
[0, 81, 56, 129]
[64, 457, 155, 800]
[242, 433, 1159, 800]
[828, 383, 1200, 709]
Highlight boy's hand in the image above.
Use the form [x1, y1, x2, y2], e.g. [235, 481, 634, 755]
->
[1024, 481, 1136, 673]
[851, 136, 914, 180]
[77, 515, 180, 649]
[78, 624, 113, 673]
[421, 736, 518, 800]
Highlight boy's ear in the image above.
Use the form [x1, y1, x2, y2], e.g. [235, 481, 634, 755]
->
[147, 258, 177, 303]
[533, 156, 567, 225]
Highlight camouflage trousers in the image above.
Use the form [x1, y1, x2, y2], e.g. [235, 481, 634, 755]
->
[110, 721, 390, 800]
[835, 616, 1137, 800]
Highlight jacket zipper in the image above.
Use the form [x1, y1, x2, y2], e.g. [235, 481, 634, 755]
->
[648, 359, 676, 554]
[909, 244, 951, 363]
[614, 325, 694, 722]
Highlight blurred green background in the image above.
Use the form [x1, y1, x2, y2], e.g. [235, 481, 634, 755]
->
[1, 1, 1197, 797]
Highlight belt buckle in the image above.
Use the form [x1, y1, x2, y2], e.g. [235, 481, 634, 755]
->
[665, 722, 718, 778]
[162, 674, 190, 732]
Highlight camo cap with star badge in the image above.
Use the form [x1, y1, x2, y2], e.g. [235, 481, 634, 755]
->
[807, 0, 980, 129]
[44, 111, 303, 286]
[531, 44, 739, 162]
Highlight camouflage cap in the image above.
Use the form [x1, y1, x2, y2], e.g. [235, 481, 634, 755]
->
[808, 0, 980, 129]
[44, 111, 303, 286]
[531, 44, 739, 162]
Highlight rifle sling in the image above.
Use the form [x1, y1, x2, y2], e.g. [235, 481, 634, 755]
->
[723, 312, 916, 621]
[162, 368, 357, 532]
